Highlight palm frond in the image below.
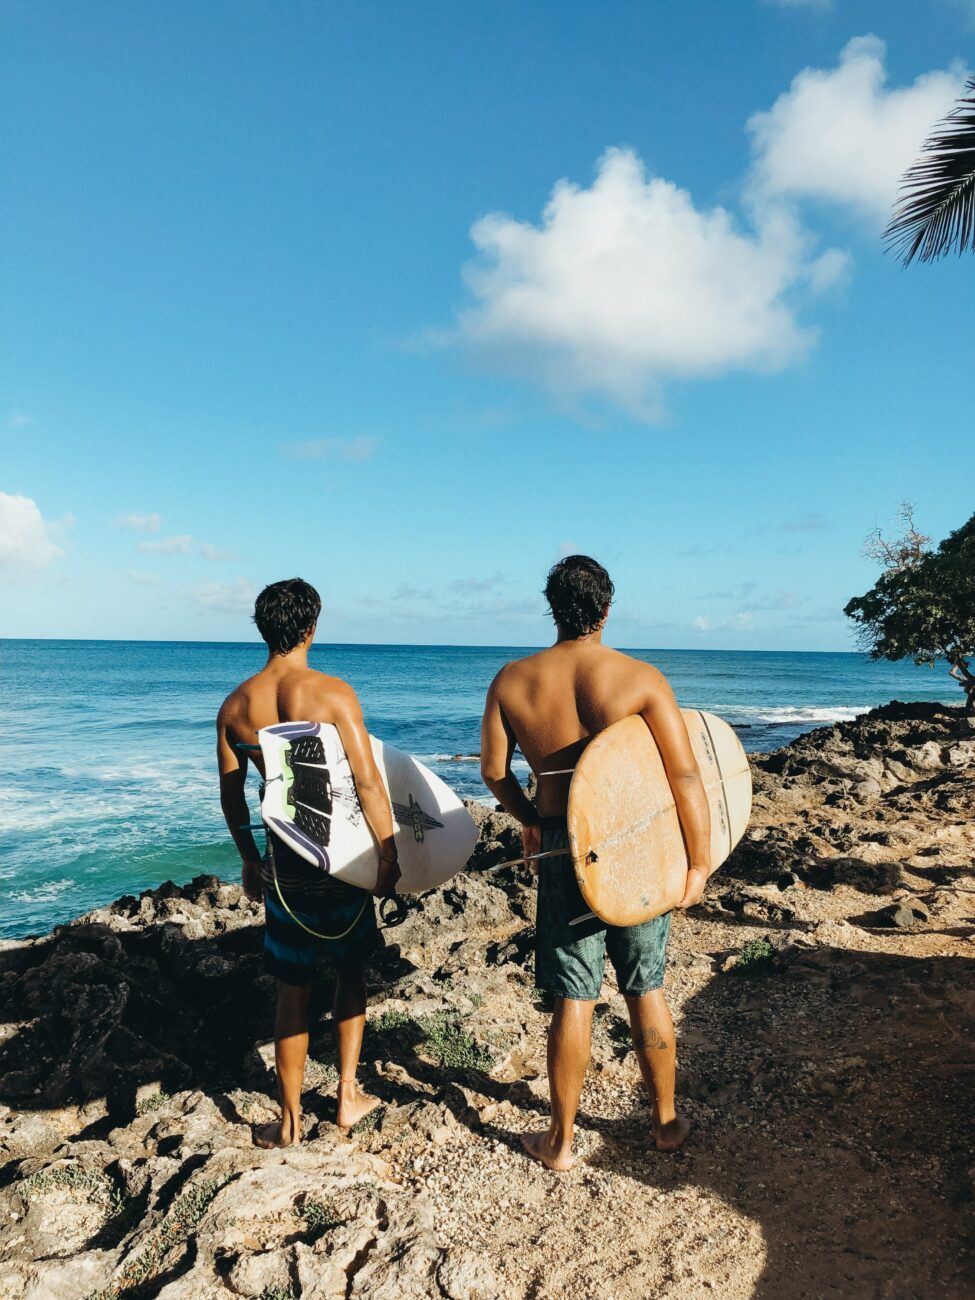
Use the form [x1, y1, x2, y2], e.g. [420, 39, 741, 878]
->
[885, 76, 975, 266]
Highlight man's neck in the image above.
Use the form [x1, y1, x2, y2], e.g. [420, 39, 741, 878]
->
[554, 626, 603, 646]
[265, 644, 310, 671]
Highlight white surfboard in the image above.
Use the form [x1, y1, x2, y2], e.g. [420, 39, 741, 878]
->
[258, 721, 478, 893]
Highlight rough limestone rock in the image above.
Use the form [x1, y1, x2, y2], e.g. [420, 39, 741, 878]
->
[0, 703, 971, 1298]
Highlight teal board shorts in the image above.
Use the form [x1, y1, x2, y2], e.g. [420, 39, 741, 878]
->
[535, 820, 672, 1001]
[262, 836, 378, 987]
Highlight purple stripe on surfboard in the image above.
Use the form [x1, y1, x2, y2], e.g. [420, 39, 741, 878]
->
[268, 817, 330, 871]
[265, 722, 322, 739]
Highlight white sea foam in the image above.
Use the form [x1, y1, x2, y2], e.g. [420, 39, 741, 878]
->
[722, 705, 870, 727]
[11, 878, 75, 904]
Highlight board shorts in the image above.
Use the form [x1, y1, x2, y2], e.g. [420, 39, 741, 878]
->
[535, 819, 671, 1001]
[262, 835, 378, 987]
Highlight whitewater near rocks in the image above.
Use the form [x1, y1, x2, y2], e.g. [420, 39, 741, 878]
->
[0, 702, 972, 1298]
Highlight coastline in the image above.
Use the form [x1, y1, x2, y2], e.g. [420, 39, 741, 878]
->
[0, 639, 958, 943]
[0, 700, 972, 1297]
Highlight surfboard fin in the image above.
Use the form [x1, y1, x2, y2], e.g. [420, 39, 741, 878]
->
[484, 848, 571, 873]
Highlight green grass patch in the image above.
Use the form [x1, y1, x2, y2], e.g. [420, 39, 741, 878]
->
[419, 1012, 494, 1073]
[85, 1176, 226, 1299]
[260, 1287, 298, 1300]
[367, 1008, 414, 1035]
[21, 1163, 125, 1218]
[136, 1090, 169, 1116]
[297, 1195, 341, 1233]
[349, 1105, 384, 1134]
[734, 937, 776, 976]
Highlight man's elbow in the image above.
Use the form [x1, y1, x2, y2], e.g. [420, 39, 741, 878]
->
[671, 767, 703, 789]
[480, 763, 506, 788]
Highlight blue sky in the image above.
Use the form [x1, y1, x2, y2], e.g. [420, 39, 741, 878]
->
[2, 0, 972, 649]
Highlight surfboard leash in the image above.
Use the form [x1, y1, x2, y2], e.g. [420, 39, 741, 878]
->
[264, 833, 369, 941]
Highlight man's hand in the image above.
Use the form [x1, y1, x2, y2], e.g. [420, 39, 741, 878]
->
[242, 859, 264, 902]
[677, 866, 708, 910]
[522, 822, 542, 875]
[373, 853, 401, 898]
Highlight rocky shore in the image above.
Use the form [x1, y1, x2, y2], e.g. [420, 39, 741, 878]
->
[1, 702, 972, 1299]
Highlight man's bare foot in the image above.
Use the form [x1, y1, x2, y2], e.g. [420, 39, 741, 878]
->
[336, 1080, 381, 1130]
[253, 1118, 299, 1148]
[653, 1113, 691, 1152]
[520, 1129, 573, 1172]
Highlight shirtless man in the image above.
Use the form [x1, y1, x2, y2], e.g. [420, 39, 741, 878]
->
[217, 578, 400, 1145]
[480, 555, 711, 1171]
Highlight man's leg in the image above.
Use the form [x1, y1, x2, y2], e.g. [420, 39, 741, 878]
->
[333, 960, 380, 1128]
[623, 988, 690, 1152]
[521, 996, 596, 1171]
[255, 979, 312, 1147]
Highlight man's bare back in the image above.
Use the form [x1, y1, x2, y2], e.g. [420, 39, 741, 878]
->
[218, 660, 359, 776]
[486, 640, 675, 818]
[217, 653, 400, 901]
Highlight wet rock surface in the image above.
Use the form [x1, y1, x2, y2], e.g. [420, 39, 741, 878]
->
[0, 702, 972, 1298]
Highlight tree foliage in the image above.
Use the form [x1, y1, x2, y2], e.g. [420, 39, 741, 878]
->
[845, 509, 975, 711]
[885, 75, 975, 265]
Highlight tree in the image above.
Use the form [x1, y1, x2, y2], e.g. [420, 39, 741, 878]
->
[845, 508, 975, 712]
[885, 75, 975, 265]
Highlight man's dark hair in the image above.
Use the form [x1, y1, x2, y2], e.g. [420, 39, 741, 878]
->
[544, 555, 615, 637]
[253, 578, 322, 655]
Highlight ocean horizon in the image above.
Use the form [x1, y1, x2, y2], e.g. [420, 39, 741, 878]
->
[0, 638, 957, 941]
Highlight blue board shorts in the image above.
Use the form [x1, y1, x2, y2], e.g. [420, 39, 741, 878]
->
[535, 820, 672, 1001]
[262, 838, 378, 987]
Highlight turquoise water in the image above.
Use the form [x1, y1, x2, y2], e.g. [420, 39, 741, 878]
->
[0, 639, 954, 940]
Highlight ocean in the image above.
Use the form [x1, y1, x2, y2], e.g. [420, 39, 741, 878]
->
[0, 639, 955, 941]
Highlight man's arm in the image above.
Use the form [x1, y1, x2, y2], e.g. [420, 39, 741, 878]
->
[639, 670, 712, 909]
[216, 707, 263, 901]
[330, 684, 400, 897]
[480, 673, 540, 833]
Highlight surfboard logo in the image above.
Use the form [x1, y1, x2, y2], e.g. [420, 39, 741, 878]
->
[391, 793, 444, 842]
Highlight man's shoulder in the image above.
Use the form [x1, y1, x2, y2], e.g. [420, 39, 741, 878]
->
[493, 649, 548, 688]
[594, 647, 668, 691]
[217, 677, 253, 720]
[286, 667, 359, 709]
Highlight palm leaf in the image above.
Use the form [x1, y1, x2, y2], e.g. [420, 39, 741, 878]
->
[885, 75, 975, 265]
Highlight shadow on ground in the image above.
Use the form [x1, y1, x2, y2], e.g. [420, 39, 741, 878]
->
[578, 943, 975, 1299]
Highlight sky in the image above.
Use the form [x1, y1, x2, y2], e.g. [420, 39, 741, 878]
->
[1, 0, 973, 650]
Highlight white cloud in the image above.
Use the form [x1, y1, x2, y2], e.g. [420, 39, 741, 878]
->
[775, 511, 831, 533]
[453, 147, 842, 420]
[127, 570, 166, 586]
[448, 572, 504, 595]
[392, 582, 434, 601]
[119, 511, 162, 532]
[693, 610, 755, 633]
[282, 436, 378, 462]
[184, 578, 257, 615]
[199, 544, 238, 562]
[138, 533, 194, 555]
[0, 492, 66, 571]
[747, 36, 968, 222]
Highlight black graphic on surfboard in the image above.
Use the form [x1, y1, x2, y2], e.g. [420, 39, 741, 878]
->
[285, 738, 337, 844]
[391, 793, 444, 843]
[285, 739, 441, 848]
